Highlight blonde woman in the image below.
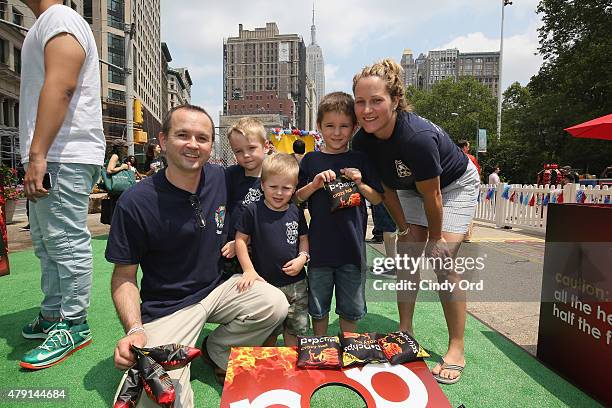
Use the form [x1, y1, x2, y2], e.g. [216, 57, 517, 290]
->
[352, 59, 479, 385]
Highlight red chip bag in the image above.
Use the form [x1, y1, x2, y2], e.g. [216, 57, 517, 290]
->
[113, 368, 142, 408]
[297, 335, 341, 369]
[377, 331, 430, 365]
[136, 350, 175, 407]
[133, 344, 202, 371]
[324, 176, 361, 212]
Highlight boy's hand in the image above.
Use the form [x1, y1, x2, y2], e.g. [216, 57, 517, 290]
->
[282, 256, 307, 276]
[340, 168, 362, 185]
[236, 269, 264, 293]
[312, 170, 336, 189]
[221, 240, 236, 258]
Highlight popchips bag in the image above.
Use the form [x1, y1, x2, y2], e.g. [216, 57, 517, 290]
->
[377, 331, 430, 365]
[133, 344, 202, 370]
[324, 176, 361, 212]
[136, 351, 176, 407]
[113, 368, 142, 408]
[340, 332, 387, 367]
[297, 335, 341, 369]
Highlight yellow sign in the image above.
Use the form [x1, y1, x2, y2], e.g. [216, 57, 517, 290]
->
[270, 135, 315, 154]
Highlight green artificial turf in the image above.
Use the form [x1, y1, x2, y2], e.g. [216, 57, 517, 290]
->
[0, 238, 601, 407]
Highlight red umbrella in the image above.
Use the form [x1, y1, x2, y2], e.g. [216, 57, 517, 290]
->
[564, 114, 612, 140]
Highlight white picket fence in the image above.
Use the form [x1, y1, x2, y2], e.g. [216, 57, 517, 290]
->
[474, 183, 611, 234]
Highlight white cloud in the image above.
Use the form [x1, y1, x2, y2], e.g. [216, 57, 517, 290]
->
[324, 64, 351, 93]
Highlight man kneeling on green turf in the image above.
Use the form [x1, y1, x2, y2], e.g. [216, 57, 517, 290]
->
[105, 105, 289, 407]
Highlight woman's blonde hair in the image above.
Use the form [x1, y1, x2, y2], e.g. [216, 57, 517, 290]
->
[352, 58, 412, 112]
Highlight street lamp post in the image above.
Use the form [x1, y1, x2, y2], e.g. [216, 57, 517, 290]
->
[496, 0, 512, 142]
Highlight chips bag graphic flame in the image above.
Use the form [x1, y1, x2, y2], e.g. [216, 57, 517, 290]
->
[226, 347, 299, 386]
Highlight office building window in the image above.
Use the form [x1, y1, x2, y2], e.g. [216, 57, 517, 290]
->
[14, 47, 21, 74]
[84, 0, 92, 24]
[0, 1, 6, 20]
[0, 38, 6, 64]
[108, 0, 124, 30]
[12, 7, 23, 26]
[108, 89, 125, 101]
[107, 33, 124, 68]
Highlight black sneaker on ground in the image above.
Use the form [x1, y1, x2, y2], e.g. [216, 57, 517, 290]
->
[20, 225, 30, 232]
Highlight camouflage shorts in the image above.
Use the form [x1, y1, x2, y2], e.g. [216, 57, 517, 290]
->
[273, 279, 309, 336]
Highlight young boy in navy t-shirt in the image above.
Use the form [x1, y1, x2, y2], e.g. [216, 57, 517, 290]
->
[235, 153, 309, 346]
[296, 92, 384, 335]
[222, 117, 269, 274]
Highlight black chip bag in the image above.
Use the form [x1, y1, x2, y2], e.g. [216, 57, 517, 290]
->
[297, 335, 341, 369]
[324, 176, 361, 212]
[340, 332, 387, 367]
[135, 350, 175, 407]
[114, 367, 142, 408]
[134, 344, 202, 371]
[377, 331, 430, 364]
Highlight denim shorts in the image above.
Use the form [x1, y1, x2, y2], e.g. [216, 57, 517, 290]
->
[273, 279, 309, 336]
[308, 264, 367, 321]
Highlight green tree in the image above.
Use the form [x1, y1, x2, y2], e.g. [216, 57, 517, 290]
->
[406, 78, 496, 147]
[528, 0, 612, 175]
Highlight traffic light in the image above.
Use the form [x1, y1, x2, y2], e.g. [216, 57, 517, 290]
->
[133, 98, 144, 126]
[134, 129, 148, 144]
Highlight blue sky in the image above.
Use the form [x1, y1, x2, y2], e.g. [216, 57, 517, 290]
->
[161, 0, 543, 125]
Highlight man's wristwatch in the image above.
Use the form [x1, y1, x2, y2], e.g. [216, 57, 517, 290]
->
[298, 251, 310, 263]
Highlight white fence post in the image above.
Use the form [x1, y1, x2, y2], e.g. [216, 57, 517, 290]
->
[495, 183, 507, 228]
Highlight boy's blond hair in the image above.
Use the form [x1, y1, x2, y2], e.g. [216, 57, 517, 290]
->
[227, 117, 267, 145]
[316, 92, 357, 126]
[261, 153, 299, 184]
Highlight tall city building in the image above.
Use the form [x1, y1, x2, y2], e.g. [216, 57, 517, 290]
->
[425, 48, 458, 90]
[167, 66, 192, 110]
[160, 42, 171, 121]
[223, 22, 308, 129]
[87, 0, 162, 156]
[406, 48, 500, 95]
[400, 49, 417, 88]
[457, 51, 500, 95]
[414, 53, 427, 90]
[306, 3, 324, 115]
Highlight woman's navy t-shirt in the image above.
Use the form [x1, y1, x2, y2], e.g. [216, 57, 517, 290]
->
[352, 111, 468, 191]
[298, 150, 383, 269]
[235, 200, 307, 287]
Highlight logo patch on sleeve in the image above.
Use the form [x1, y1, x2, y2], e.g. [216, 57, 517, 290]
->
[395, 160, 412, 178]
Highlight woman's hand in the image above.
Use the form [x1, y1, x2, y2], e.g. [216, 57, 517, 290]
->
[425, 236, 451, 260]
[221, 241, 236, 258]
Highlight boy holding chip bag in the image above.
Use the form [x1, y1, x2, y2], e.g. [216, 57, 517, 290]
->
[234, 153, 310, 346]
[296, 92, 383, 335]
[221, 117, 269, 273]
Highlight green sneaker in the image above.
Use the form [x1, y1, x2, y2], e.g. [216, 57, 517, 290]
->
[20, 321, 92, 370]
[21, 313, 59, 339]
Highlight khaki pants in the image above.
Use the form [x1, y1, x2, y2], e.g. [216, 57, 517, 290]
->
[114, 275, 289, 408]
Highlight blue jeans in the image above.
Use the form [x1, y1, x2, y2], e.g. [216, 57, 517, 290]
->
[28, 162, 100, 323]
[308, 264, 367, 321]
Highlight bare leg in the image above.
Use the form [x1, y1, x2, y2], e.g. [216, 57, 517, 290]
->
[312, 315, 329, 336]
[339, 317, 357, 333]
[397, 224, 427, 334]
[431, 231, 467, 382]
[283, 330, 297, 347]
